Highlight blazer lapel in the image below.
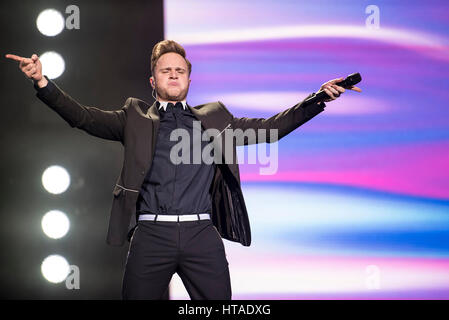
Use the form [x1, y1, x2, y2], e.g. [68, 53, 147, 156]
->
[147, 102, 160, 158]
[189, 103, 236, 169]
[188, 104, 210, 130]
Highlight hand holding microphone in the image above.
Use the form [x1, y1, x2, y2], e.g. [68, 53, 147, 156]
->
[306, 72, 362, 105]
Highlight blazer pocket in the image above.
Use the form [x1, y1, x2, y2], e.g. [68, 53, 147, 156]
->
[113, 184, 139, 197]
[113, 185, 123, 197]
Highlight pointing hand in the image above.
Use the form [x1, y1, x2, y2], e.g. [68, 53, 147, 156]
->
[5, 53, 48, 88]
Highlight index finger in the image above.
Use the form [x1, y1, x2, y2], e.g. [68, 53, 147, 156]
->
[328, 77, 344, 84]
[5, 54, 24, 62]
[349, 86, 362, 92]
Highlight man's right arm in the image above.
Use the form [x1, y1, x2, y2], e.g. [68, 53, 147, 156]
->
[6, 53, 128, 143]
[34, 76, 129, 142]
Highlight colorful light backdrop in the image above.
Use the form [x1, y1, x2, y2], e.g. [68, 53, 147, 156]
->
[164, 0, 449, 299]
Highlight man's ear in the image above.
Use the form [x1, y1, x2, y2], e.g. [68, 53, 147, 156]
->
[150, 77, 155, 89]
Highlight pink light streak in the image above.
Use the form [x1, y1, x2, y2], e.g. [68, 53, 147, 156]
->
[240, 140, 449, 199]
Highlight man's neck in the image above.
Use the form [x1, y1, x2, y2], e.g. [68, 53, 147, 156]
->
[157, 99, 186, 104]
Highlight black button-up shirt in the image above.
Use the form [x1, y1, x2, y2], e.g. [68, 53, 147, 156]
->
[136, 101, 216, 216]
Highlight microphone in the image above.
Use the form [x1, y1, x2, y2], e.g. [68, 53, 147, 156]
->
[304, 72, 362, 106]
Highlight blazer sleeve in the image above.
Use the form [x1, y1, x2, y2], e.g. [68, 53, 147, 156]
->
[35, 76, 129, 143]
[223, 93, 326, 146]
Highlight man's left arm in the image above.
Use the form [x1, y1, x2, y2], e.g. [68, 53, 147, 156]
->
[227, 77, 362, 145]
[228, 94, 324, 146]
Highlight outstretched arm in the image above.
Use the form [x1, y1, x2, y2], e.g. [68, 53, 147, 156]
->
[5, 53, 128, 143]
[228, 77, 362, 145]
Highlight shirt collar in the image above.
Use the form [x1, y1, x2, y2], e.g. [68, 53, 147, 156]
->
[157, 100, 187, 111]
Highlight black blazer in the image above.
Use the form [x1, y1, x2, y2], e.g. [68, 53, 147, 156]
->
[36, 80, 326, 246]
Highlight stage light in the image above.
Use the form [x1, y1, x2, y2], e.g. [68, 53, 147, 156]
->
[41, 165, 70, 194]
[36, 9, 65, 37]
[39, 52, 65, 79]
[41, 255, 70, 283]
[41, 210, 70, 239]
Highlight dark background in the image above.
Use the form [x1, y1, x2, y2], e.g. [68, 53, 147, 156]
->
[0, 0, 163, 299]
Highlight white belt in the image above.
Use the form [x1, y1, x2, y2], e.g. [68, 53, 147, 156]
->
[138, 213, 211, 222]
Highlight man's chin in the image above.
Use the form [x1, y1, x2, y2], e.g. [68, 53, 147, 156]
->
[168, 92, 188, 101]
[158, 88, 188, 101]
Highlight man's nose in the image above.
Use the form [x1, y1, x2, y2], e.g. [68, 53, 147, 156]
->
[169, 71, 178, 79]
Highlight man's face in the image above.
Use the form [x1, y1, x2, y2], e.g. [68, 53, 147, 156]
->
[151, 52, 191, 102]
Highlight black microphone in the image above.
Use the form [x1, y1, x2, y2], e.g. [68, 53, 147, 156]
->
[304, 72, 362, 105]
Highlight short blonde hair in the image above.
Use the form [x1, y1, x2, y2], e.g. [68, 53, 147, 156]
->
[151, 40, 192, 76]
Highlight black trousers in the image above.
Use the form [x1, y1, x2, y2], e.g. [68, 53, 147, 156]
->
[121, 218, 232, 300]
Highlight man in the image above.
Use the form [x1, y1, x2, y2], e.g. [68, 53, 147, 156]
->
[6, 40, 361, 300]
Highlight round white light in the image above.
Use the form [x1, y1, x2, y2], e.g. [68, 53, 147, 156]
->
[36, 9, 65, 37]
[39, 51, 65, 79]
[41, 210, 70, 239]
[41, 165, 70, 194]
[41, 255, 70, 283]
